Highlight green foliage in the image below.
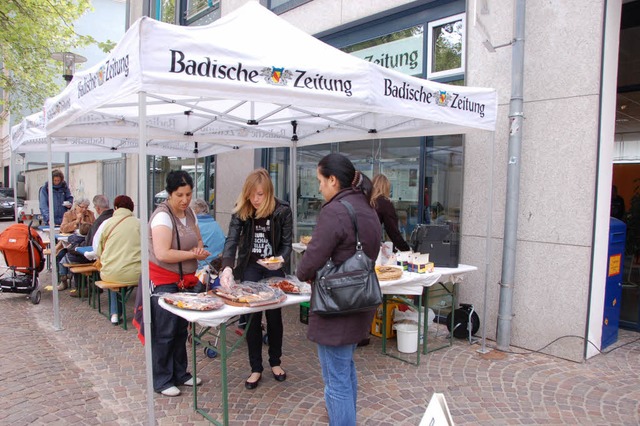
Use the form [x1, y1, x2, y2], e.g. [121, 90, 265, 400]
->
[0, 0, 93, 117]
[433, 21, 462, 73]
[159, 0, 177, 23]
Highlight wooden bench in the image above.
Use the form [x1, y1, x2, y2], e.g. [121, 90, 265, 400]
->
[43, 248, 51, 271]
[68, 264, 100, 305]
[95, 281, 138, 330]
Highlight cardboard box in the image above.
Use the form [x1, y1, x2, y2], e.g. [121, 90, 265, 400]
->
[371, 302, 398, 338]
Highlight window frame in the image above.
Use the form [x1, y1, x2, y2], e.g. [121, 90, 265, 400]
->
[182, 0, 221, 26]
[268, 0, 312, 15]
[426, 12, 465, 80]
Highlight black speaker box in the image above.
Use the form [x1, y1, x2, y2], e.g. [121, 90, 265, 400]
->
[410, 224, 459, 268]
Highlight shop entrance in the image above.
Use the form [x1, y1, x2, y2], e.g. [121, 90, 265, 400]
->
[613, 0, 640, 330]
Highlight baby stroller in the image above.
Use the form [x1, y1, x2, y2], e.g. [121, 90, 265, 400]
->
[0, 222, 45, 304]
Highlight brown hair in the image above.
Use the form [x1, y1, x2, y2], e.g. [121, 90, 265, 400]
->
[233, 168, 276, 221]
[114, 195, 134, 211]
[370, 174, 391, 209]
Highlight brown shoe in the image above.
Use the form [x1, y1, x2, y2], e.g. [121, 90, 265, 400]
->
[57, 276, 68, 291]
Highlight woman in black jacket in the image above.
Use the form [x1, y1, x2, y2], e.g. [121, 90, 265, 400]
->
[219, 168, 293, 390]
[296, 154, 381, 425]
[370, 174, 411, 252]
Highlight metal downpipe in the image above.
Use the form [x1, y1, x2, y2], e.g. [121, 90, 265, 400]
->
[497, 0, 526, 351]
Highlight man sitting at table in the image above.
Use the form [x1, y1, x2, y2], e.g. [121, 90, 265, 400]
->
[84, 195, 114, 247]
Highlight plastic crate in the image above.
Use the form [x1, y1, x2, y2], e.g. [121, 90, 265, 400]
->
[299, 301, 310, 324]
[370, 302, 398, 338]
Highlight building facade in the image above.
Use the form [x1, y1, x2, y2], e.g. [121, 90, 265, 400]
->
[133, 0, 639, 360]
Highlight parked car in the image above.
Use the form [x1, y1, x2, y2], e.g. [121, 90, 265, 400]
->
[0, 197, 24, 221]
[0, 188, 25, 200]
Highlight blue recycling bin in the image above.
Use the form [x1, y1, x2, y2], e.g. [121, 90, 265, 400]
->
[602, 217, 626, 349]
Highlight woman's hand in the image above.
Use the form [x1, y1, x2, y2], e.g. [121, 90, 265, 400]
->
[190, 247, 210, 261]
[219, 267, 234, 289]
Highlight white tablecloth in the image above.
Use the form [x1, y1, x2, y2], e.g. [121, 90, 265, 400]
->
[160, 264, 477, 327]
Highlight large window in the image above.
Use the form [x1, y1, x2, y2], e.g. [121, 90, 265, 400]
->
[425, 135, 464, 229]
[343, 26, 424, 77]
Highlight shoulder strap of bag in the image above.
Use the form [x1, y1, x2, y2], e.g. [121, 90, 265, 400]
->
[102, 215, 130, 250]
[339, 200, 362, 250]
[166, 208, 183, 280]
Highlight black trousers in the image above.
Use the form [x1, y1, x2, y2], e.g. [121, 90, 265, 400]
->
[150, 283, 192, 392]
[243, 263, 285, 373]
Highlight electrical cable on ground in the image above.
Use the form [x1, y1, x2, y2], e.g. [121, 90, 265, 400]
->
[473, 334, 640, 363]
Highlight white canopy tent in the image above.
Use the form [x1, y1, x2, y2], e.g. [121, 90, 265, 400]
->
[24, 2, 498, 423]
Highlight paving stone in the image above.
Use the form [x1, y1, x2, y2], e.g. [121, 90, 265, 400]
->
[1, 266, 640, 425]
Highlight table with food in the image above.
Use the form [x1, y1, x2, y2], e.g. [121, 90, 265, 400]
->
[159, 263, 476, 425]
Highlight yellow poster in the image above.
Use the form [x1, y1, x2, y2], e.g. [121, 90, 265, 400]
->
[608, 254, 621, 277]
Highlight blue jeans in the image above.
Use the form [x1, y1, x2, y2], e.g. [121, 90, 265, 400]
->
[317, 343, 358, 426]
[109, 291, 121, 316]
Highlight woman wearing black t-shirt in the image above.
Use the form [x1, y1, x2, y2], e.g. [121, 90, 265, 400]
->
[219, 168, 293, 389]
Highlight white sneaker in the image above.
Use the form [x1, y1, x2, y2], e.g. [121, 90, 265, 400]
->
[110, 314, 119, 324]
[160, 386, 180, 397]
[183, 377, 202, 387]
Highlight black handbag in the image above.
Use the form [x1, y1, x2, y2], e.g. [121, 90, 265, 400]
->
[311, 200, 382, 316]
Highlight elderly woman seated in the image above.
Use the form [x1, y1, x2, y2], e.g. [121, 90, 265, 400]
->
[60, 198, 95, 234]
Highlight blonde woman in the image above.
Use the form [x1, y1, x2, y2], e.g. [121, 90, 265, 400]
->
[219, 168, 293, 390]
[370, 174, 410, 251]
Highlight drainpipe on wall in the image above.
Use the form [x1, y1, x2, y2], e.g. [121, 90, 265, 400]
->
[496, 0, 526, 351]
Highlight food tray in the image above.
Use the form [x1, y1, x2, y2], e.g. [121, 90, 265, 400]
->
[160, 292, 225, 311]
[375, 265, 404, 281]
[261, 275, 311, 295]
[256, 256, 285, 268]
[214, 282, 286, 307]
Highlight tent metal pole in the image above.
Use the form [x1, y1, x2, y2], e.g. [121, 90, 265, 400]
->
[497, 0, 526, 351]
[47, 137, 62, 331]
[138, 92, 156, 425]
[290, 144, 297, 242]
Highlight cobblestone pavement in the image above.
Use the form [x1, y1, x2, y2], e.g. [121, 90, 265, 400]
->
[1, 267, 639, 425]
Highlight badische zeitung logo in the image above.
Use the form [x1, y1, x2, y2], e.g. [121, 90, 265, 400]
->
[169, 50, 353, 97]
[383, 78, 486, 118]
[77, 54, 130, 98]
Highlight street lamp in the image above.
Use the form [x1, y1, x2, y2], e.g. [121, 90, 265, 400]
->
[51, 52, 87, 179]
[51, 51, 87, 83]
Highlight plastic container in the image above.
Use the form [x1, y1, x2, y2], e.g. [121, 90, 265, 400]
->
[394, 323, 418, 353]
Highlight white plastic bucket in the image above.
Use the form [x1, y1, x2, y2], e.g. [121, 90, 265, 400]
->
[394, 323, 419, 353]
